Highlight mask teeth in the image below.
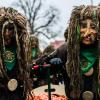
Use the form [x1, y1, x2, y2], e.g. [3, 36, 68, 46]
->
[90, 34, 95, 41]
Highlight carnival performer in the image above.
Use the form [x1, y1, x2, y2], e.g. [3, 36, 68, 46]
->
[30, 35, 42, 61]
[0, 7, 32, 100]
[65, 5, 100, 100]
[36, 5, 100, 100]
[30, 35, 42, 88]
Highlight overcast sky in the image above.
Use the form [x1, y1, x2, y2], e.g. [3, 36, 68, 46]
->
[0, 0, 99, 49]
[0, 0, 99, 35]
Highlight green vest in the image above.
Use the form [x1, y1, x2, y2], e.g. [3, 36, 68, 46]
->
[80, 47, 97, 73]
[3, 47, 16, 71]
[32, 48, 38, 59]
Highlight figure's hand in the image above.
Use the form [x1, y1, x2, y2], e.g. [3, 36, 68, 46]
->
[49, 58, 62, 65]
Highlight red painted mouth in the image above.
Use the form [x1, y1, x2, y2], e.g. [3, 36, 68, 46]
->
[84, 36, 91, 41]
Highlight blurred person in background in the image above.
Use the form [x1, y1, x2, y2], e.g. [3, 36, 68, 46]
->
[30, 35, 42, 61]
[30, 35, 42, 88]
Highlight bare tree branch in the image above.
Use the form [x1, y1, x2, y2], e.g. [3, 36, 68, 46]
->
[34, 14, 55, 32]
[18, 0, 27, 16]
[35, 31, 57, 39]
[13, 0, 60, 39]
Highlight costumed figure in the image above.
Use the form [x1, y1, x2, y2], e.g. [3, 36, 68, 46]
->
[30, 35, 43, 89]
[30, 35, 41, 61]
[0, 7, 32, 100]
[65, 5, 100, 100]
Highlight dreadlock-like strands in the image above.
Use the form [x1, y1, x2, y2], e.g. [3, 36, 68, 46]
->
[65, 5, 100, 97]
[0, 7, 32, 98]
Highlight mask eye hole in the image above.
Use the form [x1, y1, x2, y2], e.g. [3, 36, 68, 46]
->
[81, 24, 86, 28]
[6, 26, 14, 30]
[91, 25, 96, 30]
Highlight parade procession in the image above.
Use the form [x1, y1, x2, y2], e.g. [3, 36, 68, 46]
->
[0, 0, 100, 100]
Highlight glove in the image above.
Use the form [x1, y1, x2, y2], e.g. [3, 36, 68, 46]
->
[49, 58, 62, 65]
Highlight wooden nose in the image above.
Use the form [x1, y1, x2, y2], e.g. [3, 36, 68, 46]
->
[83, 29, 91, 37]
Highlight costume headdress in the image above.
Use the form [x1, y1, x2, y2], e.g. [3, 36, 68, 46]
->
[65, 5, 100, 96]
[30, 35, 39, 48]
